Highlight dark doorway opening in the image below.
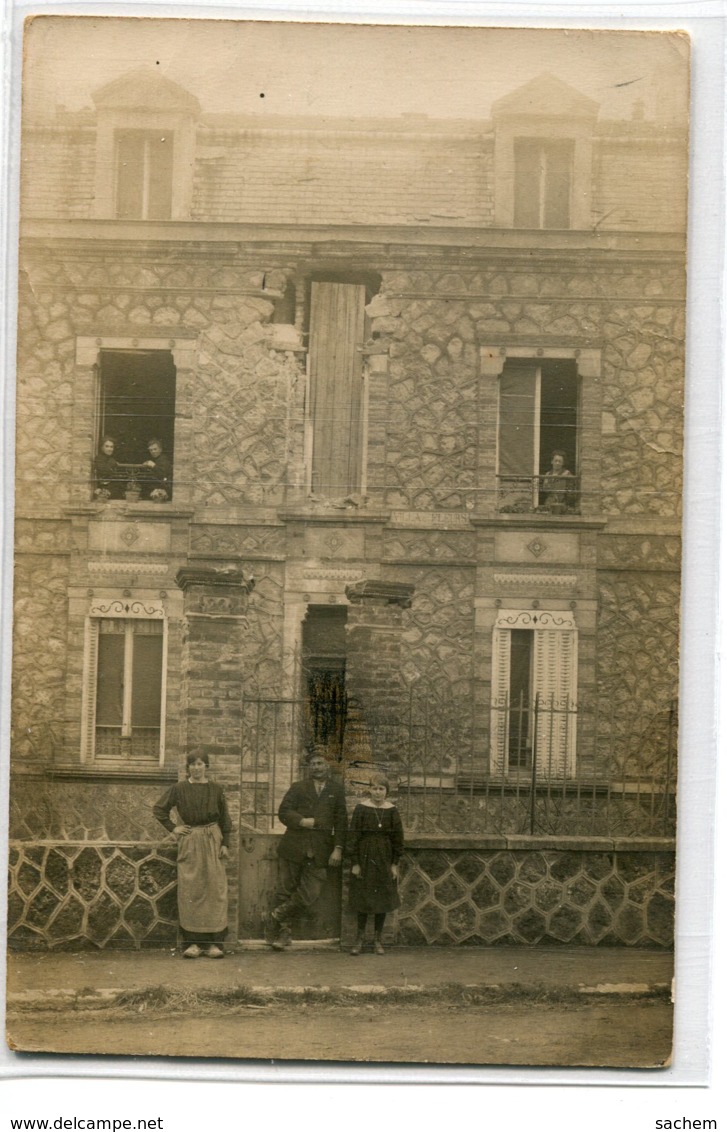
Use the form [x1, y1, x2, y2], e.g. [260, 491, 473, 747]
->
[301, 606, 348, 762]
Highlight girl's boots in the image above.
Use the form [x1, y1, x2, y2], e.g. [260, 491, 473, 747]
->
[350, 934, 364, 955]
[374, 934, 385, 955]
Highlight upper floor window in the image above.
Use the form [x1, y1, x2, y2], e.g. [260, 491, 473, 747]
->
[513, 138, 573, 229]
[94, 349, 175, 501]
[115, 129, 174, 220]
[497, 359, 579, 514]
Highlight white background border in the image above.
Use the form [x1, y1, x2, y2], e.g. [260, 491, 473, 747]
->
[0, 0, 723, 1121]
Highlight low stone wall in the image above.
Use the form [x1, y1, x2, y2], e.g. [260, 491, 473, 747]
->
[8, 835, 674, 950]
[387, 837, 674, 948]
[8, 842, 180, 950]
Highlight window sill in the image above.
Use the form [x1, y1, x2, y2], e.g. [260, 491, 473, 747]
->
[278, 507, 392, 524]
[49, 764, 178, 783]
[470, 511, 606, 530]
[64, 502, 195, 519]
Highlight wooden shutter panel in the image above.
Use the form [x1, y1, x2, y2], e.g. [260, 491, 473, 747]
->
[498, 364, 537, 509]
[80, 619, 100, 762]
[543, 141, 573, 230]
[147, 133, 174, 221]
[309, 282, 366, 497]
[533, 629, 577, 778]
[513, 140, 542, 228]
[116, 131, 146, 220]
[489, 628, 511, 774]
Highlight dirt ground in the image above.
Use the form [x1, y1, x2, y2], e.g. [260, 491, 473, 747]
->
[7, 998, 673, 1068]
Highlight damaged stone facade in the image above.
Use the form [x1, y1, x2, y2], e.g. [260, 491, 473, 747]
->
[10, 71, 684, 948]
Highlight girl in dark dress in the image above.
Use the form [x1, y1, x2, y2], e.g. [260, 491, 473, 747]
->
[348, 773, 404, 955]
[153, 753, 231, 958]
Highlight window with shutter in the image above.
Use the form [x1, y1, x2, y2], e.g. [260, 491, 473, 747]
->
[490, 610, 578, 778]
[497, 359, 579, 513]
[513, 138, 574, 229]
[308, 281, 367, 498]
[81, 601, 167, 767]
[115, 129, 174, 220]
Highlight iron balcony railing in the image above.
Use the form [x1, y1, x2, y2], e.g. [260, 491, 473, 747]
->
[497, 473, 581, 514]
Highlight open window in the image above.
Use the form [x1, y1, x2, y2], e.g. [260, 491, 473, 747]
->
[81, 600, 167, 767]
[95, 349, 176, 500]
[513, 138, 573, 229]
[490, 610, 578, 778]
[497, 358, 579, 513]
[115, 129, 174, 220]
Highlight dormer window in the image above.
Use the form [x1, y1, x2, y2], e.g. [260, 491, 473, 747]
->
[91, 68, 199, 221]
[513, 138, 574, 229]
[492, 74, 597, 230]
[116, 129, 174, 220]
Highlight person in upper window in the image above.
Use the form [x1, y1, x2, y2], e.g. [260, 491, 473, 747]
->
[542, 450, 574, 513]
[93, 436, 123, 500]
[142, 437, 172, 500]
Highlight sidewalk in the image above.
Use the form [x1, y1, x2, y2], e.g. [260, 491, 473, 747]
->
[7, 945, 673, 1007]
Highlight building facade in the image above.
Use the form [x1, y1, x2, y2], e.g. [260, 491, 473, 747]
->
[9, 70, 684, 949]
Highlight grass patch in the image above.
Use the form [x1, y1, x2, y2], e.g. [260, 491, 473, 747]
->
[8, 982, 672, 1018]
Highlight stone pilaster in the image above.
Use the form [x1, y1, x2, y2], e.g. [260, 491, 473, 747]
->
[343, 580, 414, 771]
[175, 567, 255, 778]
[175, 566, 255, 941]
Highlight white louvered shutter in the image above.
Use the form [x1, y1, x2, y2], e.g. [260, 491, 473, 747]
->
[489, 628, 511, 774]
[80, 619, 100, 763]
[532, 628, 577, 778]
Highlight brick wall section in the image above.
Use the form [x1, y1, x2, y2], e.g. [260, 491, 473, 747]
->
[176, 569, 253, 768]
[344, 581, 414, 766]
[592, 140, 687, 231]
[176, 568, 256, 934]
[192, 131, 494, 226]
[21, 128, 96, 219]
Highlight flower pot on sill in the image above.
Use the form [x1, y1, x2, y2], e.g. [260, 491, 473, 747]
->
[125, 488, 141, 503]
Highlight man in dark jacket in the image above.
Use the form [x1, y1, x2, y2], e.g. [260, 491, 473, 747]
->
[264, 751, 347, 950]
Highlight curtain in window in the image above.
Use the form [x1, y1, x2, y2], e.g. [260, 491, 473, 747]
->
[87, 617, 164, 763]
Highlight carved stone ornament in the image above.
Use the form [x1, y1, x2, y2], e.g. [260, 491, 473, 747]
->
[89, 598, 164, 619]
[345, 580, 415, 608]
[175, 566, 255, 595]
[494, 608, 576, 631]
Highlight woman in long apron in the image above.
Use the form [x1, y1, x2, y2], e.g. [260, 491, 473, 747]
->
[153, 753, 231, 958]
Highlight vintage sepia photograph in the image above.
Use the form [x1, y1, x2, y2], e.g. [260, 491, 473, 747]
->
[5, 16, 688, 1068]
